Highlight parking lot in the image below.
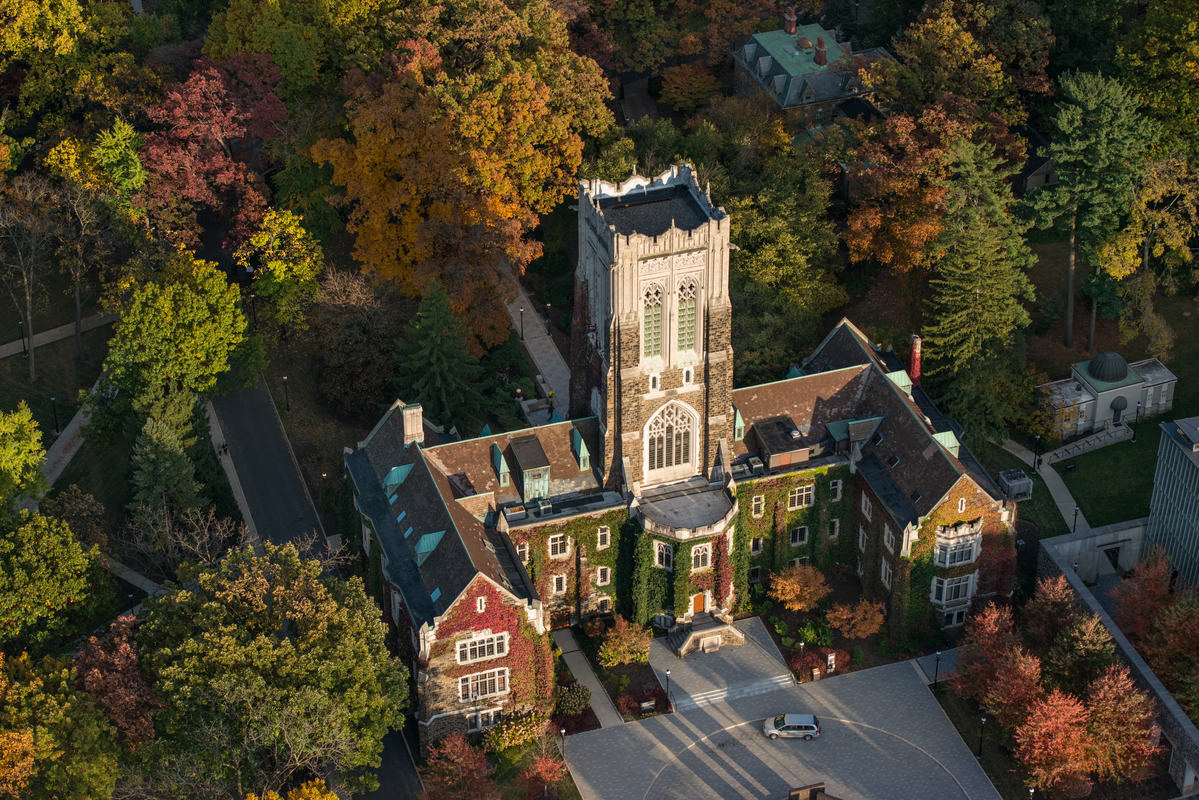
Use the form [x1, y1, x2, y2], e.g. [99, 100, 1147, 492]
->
[563, 660, 1001, 800]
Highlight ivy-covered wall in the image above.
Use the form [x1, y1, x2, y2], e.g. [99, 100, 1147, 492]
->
[731, 462, 857, 611]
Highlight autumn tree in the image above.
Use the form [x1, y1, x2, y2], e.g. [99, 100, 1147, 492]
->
[420, 733, 499, 800]
[1025, 72, 1155, 350]
[124, 502, 249, 575]
[520, 752, 567, 800]
[598, 616, 653, 668]
[394, 283, 485, 434]
[1015, 689, 1093, 794]
[41, 485, 107, 552]
[826, 599, 885, 640]
[136, 55, 286, 248]
[1141, 592, 1199, 687]
[234, 209, 323, 337]
[1021, 574, 1080, 655]
[921, 0, 1055, 98]
[1044, 614, 1116, 697]
[660, 65, 721, 111]
[74, 617, 160, 753]
[551, 0, 615, 69]
[0, 172, 65, 381]
[137, 543, 408, 796]
[1086, 664, 1161, 782]
[1108, 546, 1174, 643]
[950, 603, 1020, 702]
[0, 728, 34, 798]
[256, 780, 343, 800]
[0, 512, 95, 651]
[1116, 0, 1199, 158]
[769, 564, 831, 613]
[983, 647, 1043, 731]
[0, 402, 47, 513]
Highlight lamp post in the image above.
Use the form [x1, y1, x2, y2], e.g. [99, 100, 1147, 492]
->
[1132, 401, 1142, 442]
[799, 641, 805, 681]
[250, 292, 258, 328]
[283, 376, 290, 412]
[560, 727, 566, 758]
[519, 306, 524, 341]
[1073, 505, 1080, 533]
[128, 593, 135, 616]
[665, 669, 671, 709]
[977, 716, 986, 758]
[933, 650, 941, 691]
[51, 396, 58, 435]
[17, 319, 26, 358]
[1073, 561, 1079, 573]
[1034, 434, 1041, 473]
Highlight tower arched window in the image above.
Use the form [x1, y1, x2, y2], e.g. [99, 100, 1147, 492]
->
[646, 402, 696, 474]
[677, 280, 697, 351]
[643, 285, 663, 358]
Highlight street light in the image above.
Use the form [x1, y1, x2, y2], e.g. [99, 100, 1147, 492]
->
[1073, 505, 1080, 533]
[283, 376, 291, 412]
[977, 716, 986, 758]
[1132, 401, 1142, 442]
[17, 319, 26, 358]
[519, 306, 525, 341]
[1073, 561, 1078, 573]
[665, 669, 671, 704]
[127, 593, 135, 616]
[560, 727, 566, 758]
[250, 292, 258, 327]
[799, 641, 805, 681]
[1034, 434, 1041, 473]
[50, 396, 58, 435]
[933, 650, 941, 691]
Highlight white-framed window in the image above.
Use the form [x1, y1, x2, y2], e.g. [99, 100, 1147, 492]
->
[752, 495, 765, 517]
[691, 544, 711, 571]
[644, 286, 663, 358]
[936, 539, 976, 566]
[790, 526, 808, 546]
[597, 526, 610, 550]
[883, 525, 895, 553]
[516, 542, 528, 564]
[468, 708, 503, 731]
[549, 534, 569, 558]
[597, 566, 611, 586]
[749, 566, 762, 583]
[958, 497, 967, 513]
[830, 479, 842, 502]
[829, 519, 840, 539]
[596, 595, 611, 613]
[861, 493, 872, 520]
[499, 471, 509, 488]
[787, 485, 814, 510]
[656, 541, 673, 570]
[362, 524, 372, 556]
[881, 560, 893, 589]
[553, 574, 567, 594]
[751, 536, 764, 554]
[459, 668, 509, 701]
[858, 525, 867, 552]
[457, 633, 508, 664]
[789, 556, 810, 568]
[476, 596, 486, 613]
[646, 402, 695, 474]
[932, 574, 972, 604]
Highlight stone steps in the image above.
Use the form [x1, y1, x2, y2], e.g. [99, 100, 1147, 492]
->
[674, 673, 795, 712]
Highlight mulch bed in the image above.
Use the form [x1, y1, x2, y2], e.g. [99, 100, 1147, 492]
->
[552, 707, 601, 736]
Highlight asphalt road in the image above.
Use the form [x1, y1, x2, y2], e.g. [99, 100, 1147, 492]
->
[358, 730, 423, 800]
[210, 373, 324, 548]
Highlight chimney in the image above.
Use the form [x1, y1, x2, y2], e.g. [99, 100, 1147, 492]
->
[908, 334, 922, 387]
[814, 36, 827, 66]
[402, 403, 424, 446]
[783, 6, 797, 35]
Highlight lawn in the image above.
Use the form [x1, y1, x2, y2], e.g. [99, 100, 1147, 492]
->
[489, 741, 583, 800]
[934, 687, 1028, 800]
[0, 325, 111, 448]
[50, 436, 133, 539]
[0, 269, 104, 343]
[971, 440, 1070, 539]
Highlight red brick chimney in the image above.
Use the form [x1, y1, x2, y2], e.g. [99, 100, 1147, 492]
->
[783, 6, 797, 35]
[908, 334, 922, 387]
[814, 36, 827, 65]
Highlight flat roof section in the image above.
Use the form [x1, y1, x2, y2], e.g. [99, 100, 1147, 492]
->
[754, 414, 807, 457]
[640, 477, 734, 531]
[1130, 358, 1179, 387]
[752, 25, 837, 78]
[599, 184, 708, 237]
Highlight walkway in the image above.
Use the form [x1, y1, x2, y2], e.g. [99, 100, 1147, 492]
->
[0, 313, 116, 359]
[915, 648, 959, 686]
[505, 283, 572, 418]
[210, 372, 326, 550]
[1002, 439, 1091, 533]
[554, 628, 625, 728]
[205, 400, 261, 550]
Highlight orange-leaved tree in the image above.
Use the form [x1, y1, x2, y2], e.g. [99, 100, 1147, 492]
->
[826, 599, 885, 640]
[1021, 574, 1080, 655]
[1015, 689, 1093, 794]
[950, 603, 1020, 702]
[420, 733, 498, 800]
[768, 564, 831, 613]
[1086, 664, 1162, 783]
[1109, 545, 1174, 643]
[983, 646, 1043, 730]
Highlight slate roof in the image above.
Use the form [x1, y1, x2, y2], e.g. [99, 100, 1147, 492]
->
[597, 184, 709, 236]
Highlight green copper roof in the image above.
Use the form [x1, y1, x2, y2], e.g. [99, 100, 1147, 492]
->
[751, 25, 835, 79]
[1076, 359, 1142, 392]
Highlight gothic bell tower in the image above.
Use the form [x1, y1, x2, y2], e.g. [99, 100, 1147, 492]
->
[570, 165, 734, 494]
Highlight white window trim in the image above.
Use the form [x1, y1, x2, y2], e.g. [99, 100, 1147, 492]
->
[751, 536, 764, 555]
[958, 497, 967, 513]
[656, 541, 674, 571]
[931, 573, 975, 607]
[596, 526, 611, 551]
[881, 560, 893, 590]
[861, 493, 872, 521]
[596, 566, 611, 586]
[516, 542, 528, 564]
[596, 594, 611, 613]
[790, 526, 809, 547]
[691, 543, 711, 572]
[829, 519, 840, 539]
[787, 485, 814, 510]
[456, 633, 509, 665]
[935, 536, 980, 567]
[548, 534, 570, 559]
[858, 525, 867, 553]
[468, 707, 503, 731]
[830, 479, 842, 502]
[459, 668, 509, 702]
[553, 574, 567, 595]
[476, 596, 486, 613]
[883, 525, 895, 553]
[752, 495, 765, 518]
[749, 566, 762, 583]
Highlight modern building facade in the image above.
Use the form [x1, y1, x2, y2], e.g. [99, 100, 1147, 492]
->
[1147, 417, 1199, 585]
[346, 165, 1018, 749]
[1039, 350, 1178, 439]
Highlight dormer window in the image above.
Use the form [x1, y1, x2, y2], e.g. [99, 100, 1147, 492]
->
[491, 443, 510, 488]
[572, 428, 591, 472]
[734, 405, 744, 441]
[511, 436, 551, 502]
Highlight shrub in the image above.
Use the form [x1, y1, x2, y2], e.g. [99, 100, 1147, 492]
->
[520, 752, 567, 800]
[827, 599, 886, 640]
[773, 619, 789, 637]
[616, 691, 638, 716]
[797, 618, 833, 648]
[582, 618, 607, 639]
[421, 734, 499, 800]
[552, 707, 600, 735]
[659, 65, 721, 111]
[598, 617, 652, 668]
[616, 689, 668, 717]
[555, 682, 592, 717]
[557, 670, 573, 687]
[852, 645, 865, 665]
[482, 713, 546, 752]
[787, 647, 851, 680]
[769, 564, 831, 612]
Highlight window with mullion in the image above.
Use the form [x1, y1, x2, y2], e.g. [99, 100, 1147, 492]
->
[678, 296, 695, 351]
[644, 293, 662, 357]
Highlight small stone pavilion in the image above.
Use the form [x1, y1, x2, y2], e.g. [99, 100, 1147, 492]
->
[1039, 351, 1178, 439]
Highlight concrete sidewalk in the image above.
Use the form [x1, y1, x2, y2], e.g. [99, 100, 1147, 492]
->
[505, 284, 572, 418]
[205, 400, 261, 551]
[1002, 439, 1090, 533]
[0, 313, 116, 359]
[554, 628, 625, 728]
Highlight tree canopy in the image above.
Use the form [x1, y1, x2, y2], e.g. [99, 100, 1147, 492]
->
[0, 403, 47, 513]
[0, 512, 95, 651]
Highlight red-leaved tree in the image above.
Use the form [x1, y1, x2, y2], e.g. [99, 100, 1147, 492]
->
[520, 752, 567, 799]
[1021, 574, 1079, 656]
[1141, 593, 1199, 686]
[1015, 689, 1093, 794]
[826, 599, 886, 640]
[950, 603, 1020, 702]
[419, 734, 498, 800]
[983, 646, 1043, 731]
[1086, 664, 1162, 782]
[73, 617, 161, 753]
[137, 55, 286, 248]
[1109, 546, 1174, 643]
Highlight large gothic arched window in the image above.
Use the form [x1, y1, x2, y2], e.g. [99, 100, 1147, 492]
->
[643, 285, 663, 358]
[646, 402, 695, 474]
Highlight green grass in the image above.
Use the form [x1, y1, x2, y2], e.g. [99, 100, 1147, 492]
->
[1, 269, 104, 336]
[972, 440, 1070, 539]
[50, 437, 133, 538]
[0, 326, 111, 449]
[490, 741, 583, 800]
[934, 688, 1028, 800]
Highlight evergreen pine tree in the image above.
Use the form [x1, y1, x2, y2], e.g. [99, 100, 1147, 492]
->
[393, 283, 484, 433]
[128, 417, 201, 517]
[1025, 71, 1155, 350]
[924, 139, 1035, 445]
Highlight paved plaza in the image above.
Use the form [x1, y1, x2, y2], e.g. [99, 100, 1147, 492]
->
[564, 660, 1001, 800]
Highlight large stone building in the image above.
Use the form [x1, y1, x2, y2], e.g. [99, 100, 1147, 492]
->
[1146, 417, 1199, 585]
[345, 166, 1018, 749]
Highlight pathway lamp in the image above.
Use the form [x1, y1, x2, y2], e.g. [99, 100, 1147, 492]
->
[560, 727, 566, 758]
[18, 319, 26, 357]
[933, 651, 941, 691]
[1034, 435, 1041, 473]
[977, 716, 986, 758]
[1132, 401, 1142, 442]
[666, 669, 671, 709]
[51, 396, 58, 435]
[799, 641, 805, 681]
[283, 376, 290, 412]
[1073, 506, 1079, 533]
[520, 306, 525, 341]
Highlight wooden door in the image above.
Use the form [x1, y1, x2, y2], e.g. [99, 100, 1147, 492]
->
[692, 593, 705, 614]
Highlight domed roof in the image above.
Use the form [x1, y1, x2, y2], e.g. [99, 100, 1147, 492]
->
[1088, 350, 1129, 383]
